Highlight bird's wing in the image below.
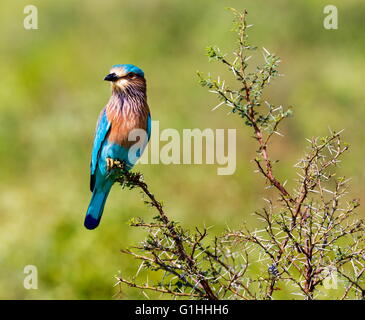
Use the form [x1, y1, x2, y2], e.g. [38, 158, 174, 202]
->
[90, 108, 111, 191]
[147, 113, 152, 141]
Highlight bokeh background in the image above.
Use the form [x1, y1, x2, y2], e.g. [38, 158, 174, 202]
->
[0, 0, 364, 299]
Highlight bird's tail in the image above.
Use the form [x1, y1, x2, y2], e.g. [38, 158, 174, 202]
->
[84, 186, 112, 230]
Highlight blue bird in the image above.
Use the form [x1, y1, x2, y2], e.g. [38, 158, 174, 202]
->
[85, 64, 151, 230]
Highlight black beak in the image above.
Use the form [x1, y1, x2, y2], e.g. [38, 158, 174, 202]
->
[104, 73, 119, 82]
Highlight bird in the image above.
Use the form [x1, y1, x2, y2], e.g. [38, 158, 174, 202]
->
[84, 64, 151, 230]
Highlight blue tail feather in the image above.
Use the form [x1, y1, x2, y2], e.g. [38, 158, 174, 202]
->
[84, 187, 111, 230]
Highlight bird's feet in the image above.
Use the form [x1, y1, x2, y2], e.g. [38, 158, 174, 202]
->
[106, 158, 123, 171]
[106, 158, 115, 171]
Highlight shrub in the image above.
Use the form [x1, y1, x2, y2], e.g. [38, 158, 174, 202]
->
[115, 9, 365, 300]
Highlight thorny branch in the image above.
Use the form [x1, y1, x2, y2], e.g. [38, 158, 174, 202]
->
[115, 9, 365, 300]
[113, 161, 218, 300]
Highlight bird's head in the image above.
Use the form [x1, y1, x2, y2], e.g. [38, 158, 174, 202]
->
[104, 64, 146, 93]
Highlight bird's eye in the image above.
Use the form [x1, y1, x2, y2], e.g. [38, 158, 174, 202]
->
[127, 72, 136, 79]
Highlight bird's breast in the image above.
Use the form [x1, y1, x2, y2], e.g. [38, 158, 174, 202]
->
[106, 103, 149, 149]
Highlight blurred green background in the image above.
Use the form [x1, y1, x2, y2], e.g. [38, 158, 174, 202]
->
[0, 0, 364, 299]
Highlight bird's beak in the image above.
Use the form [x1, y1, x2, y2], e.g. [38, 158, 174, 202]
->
[104, 73, 119, 82]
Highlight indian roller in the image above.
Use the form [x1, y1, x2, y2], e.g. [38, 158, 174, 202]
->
[84, 64, 151, 230]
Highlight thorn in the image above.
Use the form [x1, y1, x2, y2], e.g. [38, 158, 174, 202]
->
[211, 101, 225, 111]
[263, 47, 271, 56]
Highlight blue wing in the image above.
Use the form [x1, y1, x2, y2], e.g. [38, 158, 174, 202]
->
[147, 113, 152, 141]
[90, 108, 111, 191]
